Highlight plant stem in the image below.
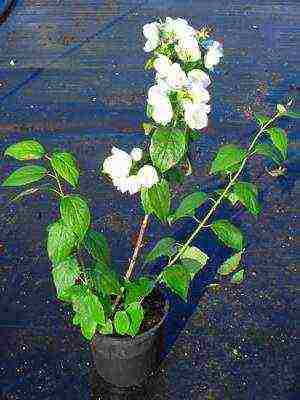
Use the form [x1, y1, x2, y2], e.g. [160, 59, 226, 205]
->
[155, 111, 281, 281]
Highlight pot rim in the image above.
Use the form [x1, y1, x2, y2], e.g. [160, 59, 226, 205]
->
[93, 291, 169, 343]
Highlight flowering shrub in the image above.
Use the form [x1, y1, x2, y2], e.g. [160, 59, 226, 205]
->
[2, 17, 298, 340]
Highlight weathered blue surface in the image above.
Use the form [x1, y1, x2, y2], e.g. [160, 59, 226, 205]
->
[0, 1, 299, 399]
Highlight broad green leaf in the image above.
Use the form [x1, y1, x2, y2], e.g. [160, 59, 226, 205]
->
[114, 310, 130, 335]
[254, 143, 283, 165]
[50, 152, 79, 188]
[84, 229, 110, 264]
[284, 111, 300, 119]
[47, 220, 77, 265]
[218, 252, 243, 276]
[233, 182, 261, 217]
[98, 319, 113, 335]
[91, 261, 122, 296]
[169, 191, 207, 224]
[70, 286, 105, 340]
[266, 127, 288, 159]
[162, 264, 190, 301]
[4, 140, 45, 160]
[254, 114, 272, 126]
[124, 277, 155, 307]
[231, 269, 245, 284]
[150, 127, 186, 173]
[211, 219, 245, 251]
[2, 166, 47, 187]
[140, 187, 153, 214]
[72, 313, 81, 326]
[145, 237, 177, 264]
[164, 167, 185, 186]
[180, 246, 209, 267]
[147, 179, 170, 223]
[52, 256, 80, 300]
[60, 195, 91, 241]
[210, 145, 247, 175]
[126, 302, 144, 336]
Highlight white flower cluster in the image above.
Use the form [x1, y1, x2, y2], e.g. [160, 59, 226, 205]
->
[143, 17, 223, 130]
[103, 147, 159, 195]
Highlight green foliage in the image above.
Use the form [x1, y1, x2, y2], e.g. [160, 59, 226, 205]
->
[90, 261, 122, 297]
[4, 140, 45, 160]
[70, 285, 105, 340]
[47, 220, 77, 265]
[162, 264, 190, 301]
[114, 310, 130, 335]
[84, 229, 110, 265]
[52, 256, 81, 300]
[98, 319, 113, 335]
[150, 127, 186, 173]
[211, 219, 245, 251]
[50, 152, 79, 188]
[126, 302, 144, 336]
[210, 145, 247, 175]
[254, 143, 283, 165]
[233, 182, 261, 217]
[145, 237, 177, 264]
[124, 277, 155, 307]
[142, 179, 170, 223]
[2, 165, 47, 187]
[266, 128, 288, 159]
[179, 245, 209, 278]
[218, 252, 243, 276]
[231, 269, 245, 284]
[60, 195, 91, 241]
[169, 191, 207, 224]
[254, 114, 272, 126]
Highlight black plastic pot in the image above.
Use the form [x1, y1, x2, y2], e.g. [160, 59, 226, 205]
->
[91, 294, 169, 387]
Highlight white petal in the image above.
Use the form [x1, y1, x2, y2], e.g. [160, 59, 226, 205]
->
[176, 36, 201, 62]
[152, 97, 173, 125]
[166, 63, 187, 90]
[137, 165, 159, 189]
[189, 86, 210, 104]
[187, 69, 211, 89]
[130, 147, 143, 162]
[153, 55, 172, 78]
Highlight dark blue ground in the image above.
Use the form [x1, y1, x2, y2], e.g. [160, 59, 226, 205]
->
[0, 1, 299, 399]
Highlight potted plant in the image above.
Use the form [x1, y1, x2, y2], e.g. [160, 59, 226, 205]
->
[1, 17, 298, 388]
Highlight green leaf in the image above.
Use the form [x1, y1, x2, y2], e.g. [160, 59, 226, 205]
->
[231, 269, 245, 284]
[162, 264, 190, 301]
[2, 165, 47, 187]
[284, 110, 300, 119]
[266, 128, 288, 159]
[150, 127, 186, 173]
[50, 152, 79, 188]
[218, 252, 243, 276]
[145, 237, 177, 264]
[60, 195, 91, 241]
[84, 229, 110, 264]
[179, 246, 209, 278]
[211, 219, 245, 251]
[124, 277, 155, 307]
[169, 191, 207, 224]
[147, 179, 170, 223]
[210, 145, 247, 175]
[233, 182, 261, 217]
[47, 220, 77, 265]
[52, 256, 80, 300]
[114, 310, 130, 335]
[140, 187, 153, 214]
[70, 286, 105, 340]
[254, 143, 283, 165]
[254, 114, 272, 126]
[4, 140, 45, 160]
[126, 302, 144, 336]
[98, 319, 113, 335]
[91, 261, 122, 296]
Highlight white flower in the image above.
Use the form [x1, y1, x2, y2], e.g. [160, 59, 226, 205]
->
[137, 165, 159, 189]
[165, 63, 187, 90]
[112, 175, 142, 195]
[163, 17, 196, 41]
[143, 22, 160, 52]
[103, 147, 132, 178]
[204, 41, 223, 70]
[187, 69, 211, 89]
[189, 86, 210, 105]
[175, 36, 201, 62]
[153, 55, 172, 78]
[183, 101, 210, 130]
[151, 97, 173, 125]
[130, 147, 143, 162]
[147, 85, 168, 105]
